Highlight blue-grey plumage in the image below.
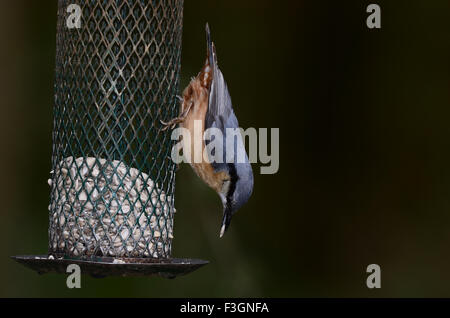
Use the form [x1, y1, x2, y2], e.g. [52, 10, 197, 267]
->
[162, 23, 253, 237]
[204, 24, 253, 237]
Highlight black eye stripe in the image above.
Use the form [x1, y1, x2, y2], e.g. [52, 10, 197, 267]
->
[225, 164, 239, 211]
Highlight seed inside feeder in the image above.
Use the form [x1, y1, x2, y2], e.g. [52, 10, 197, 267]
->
[48, 157, 174, 258]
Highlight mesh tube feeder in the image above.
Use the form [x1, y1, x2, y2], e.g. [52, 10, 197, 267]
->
[13, 0, 207, 279]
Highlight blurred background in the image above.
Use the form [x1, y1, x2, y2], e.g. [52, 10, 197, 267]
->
[1, 0, 450, 297]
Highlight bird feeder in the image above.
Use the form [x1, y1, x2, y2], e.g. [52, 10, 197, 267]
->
[13, 0, 207, 279]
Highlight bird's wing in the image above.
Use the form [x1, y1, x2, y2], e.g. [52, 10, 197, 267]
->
[207, 68, 233, 127]
[204, 24, 244, 171]
[205, 24, 233, 131]
[208, 111, 242, 171]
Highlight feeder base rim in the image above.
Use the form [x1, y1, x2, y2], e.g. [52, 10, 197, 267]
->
[11, 254, 209, 279]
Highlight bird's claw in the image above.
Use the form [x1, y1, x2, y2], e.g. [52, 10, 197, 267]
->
[160, 100, 194, 131]
[160, 117, 184, 131]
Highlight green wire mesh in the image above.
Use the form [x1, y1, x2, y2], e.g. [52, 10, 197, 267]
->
[48, 0, 184, 259]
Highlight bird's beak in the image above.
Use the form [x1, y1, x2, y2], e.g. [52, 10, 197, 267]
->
[219, 223, 226, 238]
[219, 206, 232, 238]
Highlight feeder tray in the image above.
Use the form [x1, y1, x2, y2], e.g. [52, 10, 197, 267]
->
[12, 255, 208, 279]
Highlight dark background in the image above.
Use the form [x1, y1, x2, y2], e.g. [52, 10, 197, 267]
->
[1, 0, 450, 297]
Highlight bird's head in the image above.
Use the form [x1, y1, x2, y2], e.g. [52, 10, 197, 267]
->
[219, 163, 254, 237]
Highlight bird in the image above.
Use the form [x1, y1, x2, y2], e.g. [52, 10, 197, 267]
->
[161, 23, 253, 237]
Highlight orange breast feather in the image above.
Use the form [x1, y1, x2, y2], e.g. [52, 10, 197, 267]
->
[180, 78, 229, 194]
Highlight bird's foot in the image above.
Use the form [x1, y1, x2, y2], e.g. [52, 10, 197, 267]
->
[160, 101, 193, 131]
[160, 117, 185, 131]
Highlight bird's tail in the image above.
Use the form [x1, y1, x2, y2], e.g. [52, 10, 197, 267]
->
[205, 23, 217, 70]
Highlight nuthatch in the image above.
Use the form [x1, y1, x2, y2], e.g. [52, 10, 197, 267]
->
[162, 23, 253, 237]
